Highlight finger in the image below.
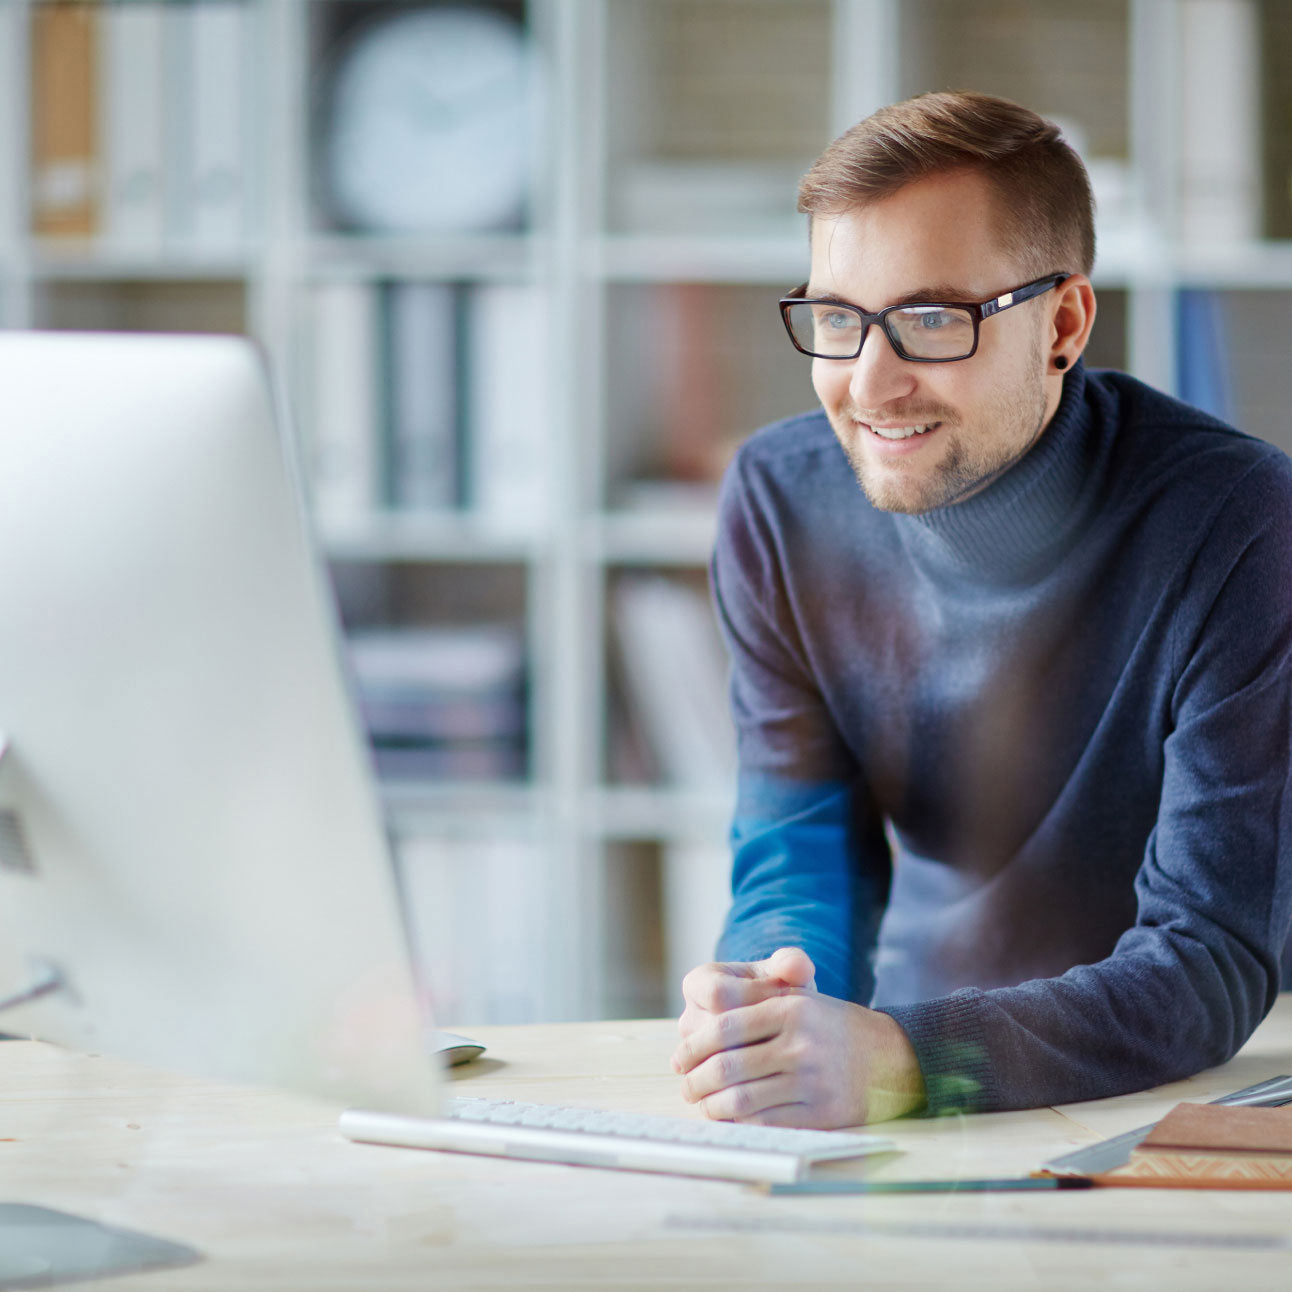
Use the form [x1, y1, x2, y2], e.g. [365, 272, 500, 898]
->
[698, 1073, 803, 1123]
[676, 1000, 726, 1039]
[734, 1100, 818, 1129]
[672, 998, 783, 1077]
[682, 965, 801, 1015]
[677, 989, 765, 1038]
[680, 961, 764, 1014]
[766, 946, 817, 991]
[679, 1034, 784, 1103]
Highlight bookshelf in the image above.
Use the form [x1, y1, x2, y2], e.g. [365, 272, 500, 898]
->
[3, 0, 1291, 1024]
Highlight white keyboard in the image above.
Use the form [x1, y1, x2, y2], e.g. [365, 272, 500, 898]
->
[339, 1096, 897, 1183]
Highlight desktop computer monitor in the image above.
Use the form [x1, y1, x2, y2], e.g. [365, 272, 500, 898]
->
[0, 331, 439, 1116]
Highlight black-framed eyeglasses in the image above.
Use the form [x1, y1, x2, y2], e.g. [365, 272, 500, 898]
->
[778, 273, 1070, 363]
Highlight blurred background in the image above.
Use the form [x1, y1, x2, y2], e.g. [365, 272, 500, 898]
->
[5, 0, 1289, 1027]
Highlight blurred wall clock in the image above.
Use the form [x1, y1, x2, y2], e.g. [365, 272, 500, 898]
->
[322, 6, 537, 233]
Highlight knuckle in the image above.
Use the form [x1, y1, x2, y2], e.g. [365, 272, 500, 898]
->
[709, 979, 737, 1012]
[728, 1083, 753, 1119]
[712, 1050, 733, 1087]
[681, 1064, 707, 1101]
[781, 994, 808, 1028]
[694, 966, 727, 1010]
[714, 1009, 738, 1044]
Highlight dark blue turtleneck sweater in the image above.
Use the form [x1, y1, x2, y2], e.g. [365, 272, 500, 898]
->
[712, 360, 1292, 1114]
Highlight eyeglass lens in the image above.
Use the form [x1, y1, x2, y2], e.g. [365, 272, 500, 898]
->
[785, 302, 977, 360]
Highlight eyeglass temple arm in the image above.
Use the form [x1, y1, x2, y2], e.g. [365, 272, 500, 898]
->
[980, 274, 1069, 319]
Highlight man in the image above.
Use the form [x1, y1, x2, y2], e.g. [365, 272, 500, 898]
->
[671, 91, 1292, 1128]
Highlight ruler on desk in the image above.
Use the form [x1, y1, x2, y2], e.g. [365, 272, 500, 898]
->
[666, 1213, 1292, 1251]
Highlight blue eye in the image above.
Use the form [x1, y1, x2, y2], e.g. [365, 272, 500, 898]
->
[915, 310, 951, 330]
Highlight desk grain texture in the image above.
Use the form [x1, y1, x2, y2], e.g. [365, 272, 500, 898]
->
[2, 1004, 1291, 1289]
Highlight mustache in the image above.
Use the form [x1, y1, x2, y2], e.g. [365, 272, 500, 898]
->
[844, 401, 955, 425]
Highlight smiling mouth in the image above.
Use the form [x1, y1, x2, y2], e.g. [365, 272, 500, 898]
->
[864, 421, 942, 440]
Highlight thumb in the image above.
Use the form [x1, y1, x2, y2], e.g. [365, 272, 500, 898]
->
[761, 946, 817, 991]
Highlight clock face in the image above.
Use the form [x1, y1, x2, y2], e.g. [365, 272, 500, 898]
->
[323, 6, 538, 233]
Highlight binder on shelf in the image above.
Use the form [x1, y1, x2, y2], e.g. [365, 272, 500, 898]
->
[613, 576, 735, 1011]
[397, 832, 550, 1025]
[1176, 290, 1232, 423]
[30, 3, 99, 237]
[380, 282, 461, 512]
[309, 281, 383, 524]
[464, 283, 551, 533]
[662, 840, 733, 1014]
[1260, 0, 1292, 238]
[98, 1, 167, 248]
[612, 575, 735, 792]
[1178, 0, 1261, 243]
[178, 0, 249, 247]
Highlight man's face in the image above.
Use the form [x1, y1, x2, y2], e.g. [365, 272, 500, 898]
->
[808, 169, 1058, 514]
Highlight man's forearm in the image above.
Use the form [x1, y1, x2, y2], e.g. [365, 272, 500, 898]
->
[878, 926, 1275, 1115]
[720, 776, 890, 1003]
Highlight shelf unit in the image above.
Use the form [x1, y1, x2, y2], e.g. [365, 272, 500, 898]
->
[3, 0, 1291, 1023]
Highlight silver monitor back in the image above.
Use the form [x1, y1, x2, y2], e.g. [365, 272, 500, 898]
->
[0, 331, 439, 1115]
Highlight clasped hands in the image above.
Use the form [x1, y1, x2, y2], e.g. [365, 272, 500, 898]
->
[670, 947, 926, 1128]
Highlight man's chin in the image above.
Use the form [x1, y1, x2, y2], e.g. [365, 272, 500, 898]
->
[849, 459, 952, 515]
[861, 484, 941, 514]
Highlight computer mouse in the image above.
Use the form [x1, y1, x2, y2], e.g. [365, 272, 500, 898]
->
[432, 1030, 486, 1066]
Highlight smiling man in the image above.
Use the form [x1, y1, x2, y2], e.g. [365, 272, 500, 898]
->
[672, 92, 1292, 1127]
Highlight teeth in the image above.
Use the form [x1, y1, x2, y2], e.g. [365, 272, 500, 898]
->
[870, 423, 937, 440]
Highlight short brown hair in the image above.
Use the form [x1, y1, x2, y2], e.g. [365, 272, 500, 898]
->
[798, 91, 1095, 278]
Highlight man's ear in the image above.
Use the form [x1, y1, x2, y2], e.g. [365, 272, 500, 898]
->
[1049, 274, 1096, 369]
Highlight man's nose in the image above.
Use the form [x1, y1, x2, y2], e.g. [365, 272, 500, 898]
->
[848, 323, 917, 411]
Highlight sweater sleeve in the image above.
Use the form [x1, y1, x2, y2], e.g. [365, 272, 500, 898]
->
[880, 455, 1292, 1115]
[710, 447, 891, 1003]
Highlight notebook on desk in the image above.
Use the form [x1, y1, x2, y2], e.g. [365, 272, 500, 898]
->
[1097, 1103, 1292, 1189]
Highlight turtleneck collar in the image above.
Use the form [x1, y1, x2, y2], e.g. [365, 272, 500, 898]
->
[894, 358, 1105, 584]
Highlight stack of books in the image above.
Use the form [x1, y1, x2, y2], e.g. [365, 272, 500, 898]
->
[347, 626, 527, 783]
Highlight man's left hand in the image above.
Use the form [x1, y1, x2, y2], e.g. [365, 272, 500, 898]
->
[670, 967, 926, 1127]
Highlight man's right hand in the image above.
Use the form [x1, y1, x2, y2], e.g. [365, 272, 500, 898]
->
[675, 947, 817, 1043]
[672, 946, 925, 1126]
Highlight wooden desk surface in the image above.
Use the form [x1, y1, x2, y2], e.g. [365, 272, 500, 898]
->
[3, 998, 1291, 1290]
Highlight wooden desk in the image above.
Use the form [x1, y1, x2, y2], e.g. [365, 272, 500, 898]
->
[3, 998, 1291, 1290]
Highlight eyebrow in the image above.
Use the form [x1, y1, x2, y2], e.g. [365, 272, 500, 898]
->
[804, 283, 979, 310]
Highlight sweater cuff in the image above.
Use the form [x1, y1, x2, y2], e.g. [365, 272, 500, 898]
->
[877, 991, 999, 1117]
